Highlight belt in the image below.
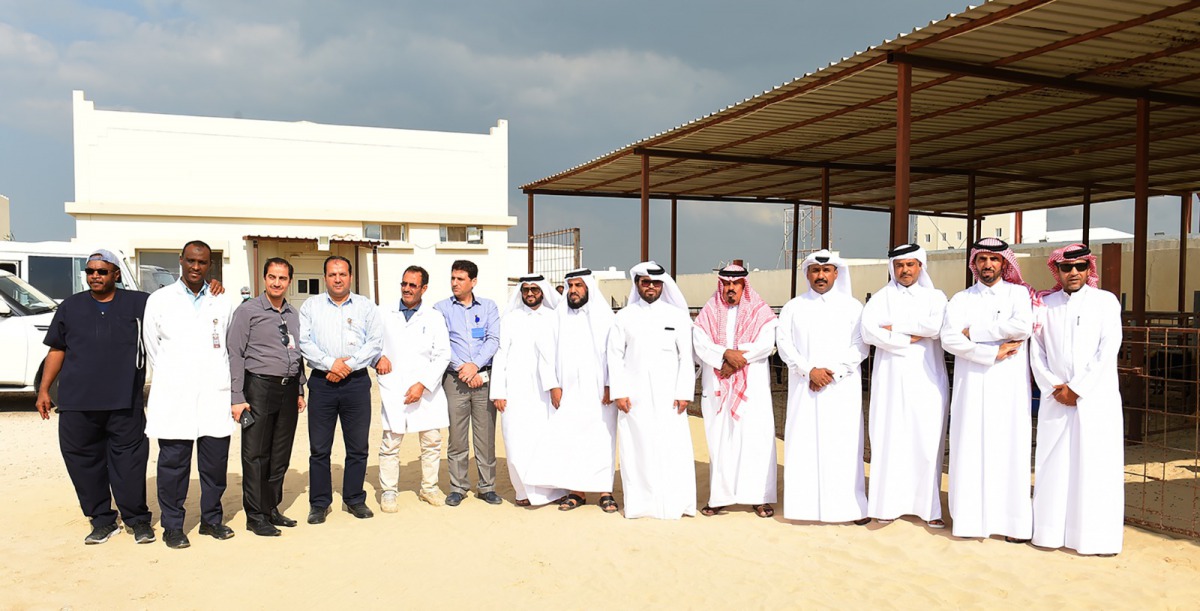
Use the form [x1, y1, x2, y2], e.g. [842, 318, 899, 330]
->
[311, 368, 368, 381]
[247, 371, 299, 385]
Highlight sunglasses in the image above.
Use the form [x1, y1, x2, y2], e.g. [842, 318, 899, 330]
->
[1056, 262, 1089, 273]
[85, 268, 111, 276]
[520, 286, 542, 294]
[278, 321, 289, 346]
[638, 279, 664, 287]
[400, 281, 423, 289]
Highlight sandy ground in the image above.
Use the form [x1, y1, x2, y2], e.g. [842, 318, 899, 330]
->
[3, 391, 1200, 611]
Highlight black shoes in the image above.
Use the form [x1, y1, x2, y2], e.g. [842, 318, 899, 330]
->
[345, 503, 375, 519]
[163, 529, 190, 549]
[269, 509, 297, 528]
[445, 492, 465, 507]
[247, 519, 281, 537]
[307, 506, 330, 525]
[130, 521, 156, 544]
[84, 522, 121, 545]
[199, 522, 236, 540]
[476, 491, 503, 505]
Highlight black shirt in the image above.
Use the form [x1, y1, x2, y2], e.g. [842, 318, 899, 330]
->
[44, 289, 150, 411]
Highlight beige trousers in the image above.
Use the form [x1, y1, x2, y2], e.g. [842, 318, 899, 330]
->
[378, 429, 442, 495]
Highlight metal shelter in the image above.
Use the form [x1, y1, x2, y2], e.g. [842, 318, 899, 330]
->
[521, 0, 1200, 326]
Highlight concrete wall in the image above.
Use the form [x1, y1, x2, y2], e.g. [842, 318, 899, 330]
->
[68, 91, 515, 304]
[0, 194, 9, 240]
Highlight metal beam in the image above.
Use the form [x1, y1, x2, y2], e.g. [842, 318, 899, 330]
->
[640, 154, 650, 262]
[790, 201, 800, 298]
[893, 62, 912, 247]
[966, 173, 977, 288]
[1181, 192, 1193, 312]
[670, 198, 678, 277]
[526, 192, 535, 274]
[821, 168, 830, 249]
[889, 52, 1200, 108]
[1082, 185, 1092, 245]
[1133, 98, 1150, 325]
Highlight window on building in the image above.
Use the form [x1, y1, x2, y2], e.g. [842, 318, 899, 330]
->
[441, 225, 484, 244]
[924, 234, 932, 243]
[957, 231, 963, 239]
[364, 223, 407, 242]
[940, 232, 947, 240]
[137, 249, 223, 291]
[296, 279, 321, 295]
[995, 228, 1003, 237]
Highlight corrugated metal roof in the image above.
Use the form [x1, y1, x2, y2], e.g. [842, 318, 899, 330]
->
[522, 0, 1200, 216]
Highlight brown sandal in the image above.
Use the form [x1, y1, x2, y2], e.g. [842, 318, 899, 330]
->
[700, 505, 727, 517]
[752, 504, 775, 518]
[558, 494, 586, 511]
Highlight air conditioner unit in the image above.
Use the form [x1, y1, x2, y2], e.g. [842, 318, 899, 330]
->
[318, 236, 331, 251]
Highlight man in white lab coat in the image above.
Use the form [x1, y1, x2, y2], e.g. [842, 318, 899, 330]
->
[776, 250, 869, 524]
[143, 241, 238, 549]
[375, 266, 452, 510]
[491, 274, 567, 507]
[693, 263, 778, 518]
[608, 262, 696, 519]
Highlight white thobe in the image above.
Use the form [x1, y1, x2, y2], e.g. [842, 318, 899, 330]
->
[491, 306, 567, 506]
[861, 282, 950, 522]
[607, 299, 696, 519]
[377, 304, 451, 433]
[941, 280, 1034, 539]
[776, 291, 869, 522]
[693, 306, 779, 507]
[525, 307, 617, 493]
[1030, 285, 1124, 555]
[143, 282, 238, 440]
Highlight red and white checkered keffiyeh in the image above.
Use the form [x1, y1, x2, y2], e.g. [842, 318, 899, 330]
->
[1039, 242, 1099, 297]
[694, 266, 777, 421]
[970, 237, 1037, 303]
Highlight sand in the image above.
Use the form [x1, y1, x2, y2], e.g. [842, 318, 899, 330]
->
[2, 395, 1200, 610]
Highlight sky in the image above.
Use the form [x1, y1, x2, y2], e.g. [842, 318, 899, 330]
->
[0, 0, 1192, 273]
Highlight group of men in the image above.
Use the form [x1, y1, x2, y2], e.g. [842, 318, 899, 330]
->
[36, 237, 1123, 557]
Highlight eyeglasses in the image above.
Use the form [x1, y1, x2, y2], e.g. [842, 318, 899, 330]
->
[1056, 262, 1089, 273]
[637, 279, 664, 287]
[400, 282, 422, 289]
[85, 268, 111, 276]
[520, 286, 542, 294]
[278, 321, 289, 346]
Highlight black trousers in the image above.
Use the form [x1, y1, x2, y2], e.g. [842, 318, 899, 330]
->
[307, 370, 371, 509]
[241, 373, 300, 524]
[58, 408, 151, 528]
[157, 436, 230, 530]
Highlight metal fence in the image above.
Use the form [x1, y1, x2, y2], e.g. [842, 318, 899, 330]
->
[530, 228, 581, 289]
[1120, 326, 1200, 538]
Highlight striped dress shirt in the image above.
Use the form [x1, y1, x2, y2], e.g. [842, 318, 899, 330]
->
[298, 292, 383, 373]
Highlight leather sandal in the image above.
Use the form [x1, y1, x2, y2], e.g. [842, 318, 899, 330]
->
[558, 494, 586, 511]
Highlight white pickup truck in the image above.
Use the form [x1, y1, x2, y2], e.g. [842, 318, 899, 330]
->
[0, 270, 58, 394]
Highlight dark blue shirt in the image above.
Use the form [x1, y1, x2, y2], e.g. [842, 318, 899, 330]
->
[44, 289, 150, 412]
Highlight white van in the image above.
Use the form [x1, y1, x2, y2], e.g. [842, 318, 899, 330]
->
[0, 270, 57, 393]
[0, 241, 140, 301]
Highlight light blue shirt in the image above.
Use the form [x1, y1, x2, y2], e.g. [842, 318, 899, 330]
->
[179, 279, 210, 311]
[298, 292, 383, 372]
[433, 294, 500, 371]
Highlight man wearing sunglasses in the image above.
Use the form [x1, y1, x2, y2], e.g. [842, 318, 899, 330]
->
[1029, 244, 1123, 556]
[142, 241, 239, 549]
[36, 249, 155, 545]
[228, 257, 307, 536]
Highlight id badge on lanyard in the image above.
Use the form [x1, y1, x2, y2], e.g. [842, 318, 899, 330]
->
[212, 318, 221, 349]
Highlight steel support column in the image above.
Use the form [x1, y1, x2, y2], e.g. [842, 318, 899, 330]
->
[1133, 97, 1150, 326]
[640, 154, 650, 262]
[965, 172, 976, 288]
[527, 193, 535, 274]
[1180, 192, 1193, 313]
[892, 63, 912, 247]
[372, 245, 381, 305]
[821, 168, 831, 249]
[790, 201, 800, 298]
[1082, 185, 1092, 245]
[670, 198, 678, 277]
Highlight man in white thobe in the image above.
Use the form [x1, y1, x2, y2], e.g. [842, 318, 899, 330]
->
[861, 243, 950, 528]
[1030, 244, 1124, 556]
[941, 237, 1034, 542]
[608, 261, 696, 519]
[143, 241, 238, 549]
[777, 250, 869, 524]
[375, 265, 452, 511]
[491, 275, 567, 507]
[523, 268, 620, 513]
[693, 263, 778, 518]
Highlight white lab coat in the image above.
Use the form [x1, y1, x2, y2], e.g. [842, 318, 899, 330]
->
[377, 302, 451, 433]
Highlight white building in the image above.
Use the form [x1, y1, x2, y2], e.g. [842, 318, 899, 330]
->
[68, 91, 515, 307]
[0, 194, 10, 240]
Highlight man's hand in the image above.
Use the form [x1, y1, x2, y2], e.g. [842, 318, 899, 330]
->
[208, 279, 225, 295]
[458, 362, 480, 383]
[467, 374, 484, 389]
[376, 356, 392, 375]
[325, 370, 345, 383]
[331, 357, 352, 378]
[35, 390, 54, 420]
[674, 399, 689, 415]
[809, 367, 834, 388]
[404, 382, 425, 405]
[995, 340, 1022, 362]
[962, 328, 971, 339]
[297, 396, 306, 413]
[719, 362, 736, 378]
[602, 386, 611, 405]
[232, 402, 250, 422]
[910, 335, 922, 344]
[722, 349, 748, 371]
[493, 399, 507, 413]
[614, 397, 631, 413]
[550, 387, 562, 409]
[1052, 384, 1079, 407]
[882, 324, 892, 331]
